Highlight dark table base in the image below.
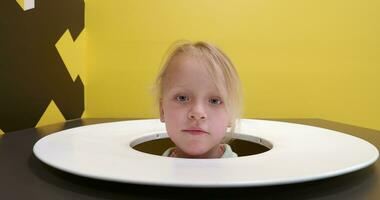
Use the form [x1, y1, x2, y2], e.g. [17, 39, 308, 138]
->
[1, 118, 379, 200]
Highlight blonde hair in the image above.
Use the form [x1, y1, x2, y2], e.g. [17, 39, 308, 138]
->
[154, 40, 243, 143]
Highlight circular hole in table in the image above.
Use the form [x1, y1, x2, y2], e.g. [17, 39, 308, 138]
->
[131, 132, 273, 157]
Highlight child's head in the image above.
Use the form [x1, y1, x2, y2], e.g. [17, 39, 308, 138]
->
[155, 41, 243, 158]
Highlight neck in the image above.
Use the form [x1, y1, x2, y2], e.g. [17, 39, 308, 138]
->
[171, 144, 225, 158]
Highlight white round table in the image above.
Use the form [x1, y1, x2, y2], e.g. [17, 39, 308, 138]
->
[33, 119, 379, 187]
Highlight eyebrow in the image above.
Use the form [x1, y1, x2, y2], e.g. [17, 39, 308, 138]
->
[168, 87, 222, 97]
[167, 86, 189, 93]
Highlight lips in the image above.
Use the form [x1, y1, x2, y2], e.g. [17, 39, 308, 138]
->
[182, 128, 208, 135]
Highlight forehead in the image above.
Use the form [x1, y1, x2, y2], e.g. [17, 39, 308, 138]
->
[164, 54, 225, 95]
[166, 54, 206, 77]
[165, 54, 206, 84]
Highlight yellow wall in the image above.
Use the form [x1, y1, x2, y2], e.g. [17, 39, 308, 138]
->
[85, 0, 380, 130]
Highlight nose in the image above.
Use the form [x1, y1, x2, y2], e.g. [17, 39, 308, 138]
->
[188, 102, 207, 121]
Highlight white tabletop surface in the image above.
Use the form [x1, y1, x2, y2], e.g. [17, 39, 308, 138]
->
[33, 119, 379, 187]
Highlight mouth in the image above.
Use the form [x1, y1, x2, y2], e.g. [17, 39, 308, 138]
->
[182, 128, 208, 135]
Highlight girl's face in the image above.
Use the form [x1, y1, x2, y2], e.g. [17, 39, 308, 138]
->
[160, 54, 230, 158]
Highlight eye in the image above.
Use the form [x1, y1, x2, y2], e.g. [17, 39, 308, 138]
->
[176, 95, 189, 103]
[209, 97, 222, 105]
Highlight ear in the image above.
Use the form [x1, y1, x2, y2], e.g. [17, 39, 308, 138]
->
[227, 119, 233, 128]
[159, 98, 165, 122]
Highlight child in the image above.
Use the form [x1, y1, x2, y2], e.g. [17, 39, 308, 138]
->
[154, 41, 243, 158]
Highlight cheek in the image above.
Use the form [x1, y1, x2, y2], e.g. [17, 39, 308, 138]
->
[209, 110, 230, 133]
[163, 105, 185, 140]
[162, 102, 185, 125]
